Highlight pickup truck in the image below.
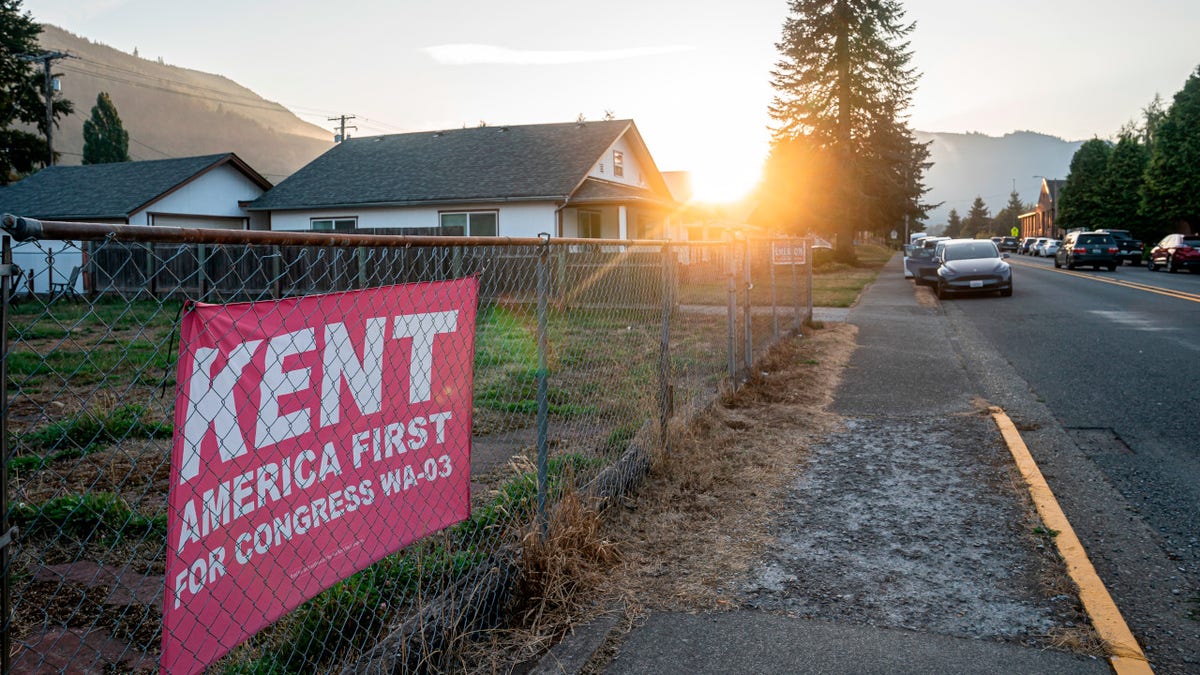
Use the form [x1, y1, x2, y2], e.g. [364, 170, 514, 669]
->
[1095, 229, 1144, 265]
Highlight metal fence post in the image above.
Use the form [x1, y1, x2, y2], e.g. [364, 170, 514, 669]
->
[197, 243, 208, 301]
[807, 237, 814, 324]
[536, 234, 551, 539]
[1, 236, 13, 675]
[145, 242, 157, 298]
[769, 240, 779, 343]
[743, 239, 753, 372]
[792, 238, 801, 333]
[659, 244, 672, 453]
[726, 243, 737, 380]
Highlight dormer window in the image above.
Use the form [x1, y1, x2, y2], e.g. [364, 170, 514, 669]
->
[613, 150, 624, 177]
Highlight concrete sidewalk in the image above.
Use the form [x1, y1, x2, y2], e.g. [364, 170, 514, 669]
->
[534, 254, 1108, 675]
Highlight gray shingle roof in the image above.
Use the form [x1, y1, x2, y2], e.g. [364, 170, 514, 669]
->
[0, 153, 268, 221]
[249, 120, 668, 211]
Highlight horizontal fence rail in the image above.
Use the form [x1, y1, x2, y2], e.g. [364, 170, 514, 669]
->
[0, 215, 812, 673]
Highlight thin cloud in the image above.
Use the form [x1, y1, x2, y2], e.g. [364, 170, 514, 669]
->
[423, 43, 694, 66]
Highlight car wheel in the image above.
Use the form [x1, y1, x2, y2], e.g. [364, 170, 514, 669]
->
[1108, 264, 1117, 272]
[1054, 256, 1061, 268]
[1067, 260, 1076, 270]
[1147, 258, 1156, 271]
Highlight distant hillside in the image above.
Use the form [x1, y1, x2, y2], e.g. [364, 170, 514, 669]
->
[35, 25, 333, 182]
[916, 130, 1085, 231]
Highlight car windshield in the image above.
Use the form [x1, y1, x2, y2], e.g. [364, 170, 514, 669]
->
[943, 241, 999, 261]
[1077, 235, 1113, 245]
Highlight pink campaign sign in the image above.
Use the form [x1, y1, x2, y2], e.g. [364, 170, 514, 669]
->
[160, 279, 477, 674]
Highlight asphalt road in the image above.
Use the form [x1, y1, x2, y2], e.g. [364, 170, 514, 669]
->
[936, 254, 1200, 672]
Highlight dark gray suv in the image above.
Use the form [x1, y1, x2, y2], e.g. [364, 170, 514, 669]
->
[1054, 232, 1120, 271]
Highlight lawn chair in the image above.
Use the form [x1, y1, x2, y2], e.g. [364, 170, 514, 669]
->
[50, 265, 83, 302]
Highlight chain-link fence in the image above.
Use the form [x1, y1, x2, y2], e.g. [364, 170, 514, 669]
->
[0, 216, 811, 673]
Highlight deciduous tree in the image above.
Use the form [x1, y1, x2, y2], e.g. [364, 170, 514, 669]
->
[1057, 138, 1112, 231]
[1142, 66, 1200, 232]
[1100, 132, 1150, 237]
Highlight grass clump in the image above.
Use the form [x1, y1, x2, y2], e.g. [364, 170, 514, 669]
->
[10, 492, 166, 542]
[9, 403, 171, 472]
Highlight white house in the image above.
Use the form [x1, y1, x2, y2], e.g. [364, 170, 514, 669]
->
[248, 120, 679, 240]
[0, 153, 272, 294]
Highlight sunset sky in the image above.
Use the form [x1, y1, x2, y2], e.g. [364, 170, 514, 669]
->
[23, 0, 1200, 202]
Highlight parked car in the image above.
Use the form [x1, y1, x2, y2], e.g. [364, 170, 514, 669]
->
[1019, 237, 1039, 255]
[999, 236, 1020, 253]
[1055, 231, 1119, 271]
[933, 239, 1013, 298]
[1039, 239, 1061, 258]
[1094, 229, 1144, 265]
[1146, 233, 1200, 273]
[909, 236, 951, 285]
[1031, 238, 1049, 256]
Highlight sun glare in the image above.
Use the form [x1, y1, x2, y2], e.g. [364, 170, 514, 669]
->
[687, 161, 762, 205]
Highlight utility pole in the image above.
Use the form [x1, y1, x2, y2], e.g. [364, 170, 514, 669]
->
[18, 51, 74, 166]
[329, 115, 357, 143]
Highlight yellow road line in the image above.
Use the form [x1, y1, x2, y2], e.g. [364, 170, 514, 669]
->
[1009, 261, 1200, 303]
[990, 407, 1153, 675]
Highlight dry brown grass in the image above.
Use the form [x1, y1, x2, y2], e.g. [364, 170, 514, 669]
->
[597, 324, 856, 613]
[459, 323, 858, 672]
[458, 483, 621, 673]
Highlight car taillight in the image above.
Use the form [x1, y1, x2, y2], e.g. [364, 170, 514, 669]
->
[1107, 247, 1118, 254]
[1073, 247, 1087, 254]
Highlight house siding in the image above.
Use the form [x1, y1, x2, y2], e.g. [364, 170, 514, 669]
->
[128, 164, 269, 228]
[269, 202, 558, 238]
[587, 133, 650, 189]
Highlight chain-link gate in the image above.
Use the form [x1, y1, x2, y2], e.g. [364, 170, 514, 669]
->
[0, 215, 811, 673]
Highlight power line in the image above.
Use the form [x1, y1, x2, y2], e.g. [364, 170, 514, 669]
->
[18, 50, 76, 165]
[329, 115, 356, 143]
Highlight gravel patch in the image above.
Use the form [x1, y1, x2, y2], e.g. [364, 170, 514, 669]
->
[741, 414, 1079, 645]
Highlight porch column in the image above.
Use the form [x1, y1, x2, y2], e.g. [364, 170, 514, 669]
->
[618, 205, 628, 240]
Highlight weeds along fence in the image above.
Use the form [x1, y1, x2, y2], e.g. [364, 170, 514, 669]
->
[0, 215, 812, 674]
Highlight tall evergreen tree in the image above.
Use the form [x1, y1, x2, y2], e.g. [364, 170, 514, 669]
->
[962, 196, 991, 238]
[1100, 132, 1150, 237]
[1057, 138, 1112, 231]
[1142, 66, 1200, 232]
[0, 0, 73, 183]
[82, 92, 131, 164]
[992, 190, 1027, 237]
[942, 208, 963, 238]
[768, 0, 926, 261]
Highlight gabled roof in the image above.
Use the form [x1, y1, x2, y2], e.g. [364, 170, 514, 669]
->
[0, 153, 271, 221]
[1044, 179, 1066, 204]
[248, 119, 674, 211]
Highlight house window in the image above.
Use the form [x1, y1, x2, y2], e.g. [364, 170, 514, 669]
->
[311, 217, 356, 231]
[440, 211, 498, 236]
[578, 210, 602, 238]
[613, 150, 624, 177]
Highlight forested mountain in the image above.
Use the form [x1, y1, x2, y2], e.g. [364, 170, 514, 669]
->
[34, 25, 332, 183]
[916, 130, 1084, 229]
